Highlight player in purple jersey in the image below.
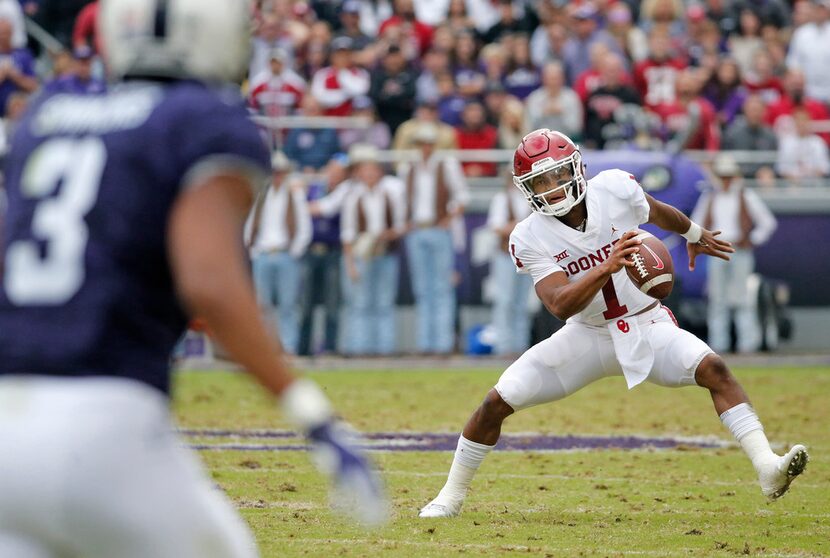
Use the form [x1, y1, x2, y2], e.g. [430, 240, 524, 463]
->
[0, 1, 386, 556]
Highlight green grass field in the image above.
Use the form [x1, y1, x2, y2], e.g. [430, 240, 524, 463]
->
[173, 366, 829, 557]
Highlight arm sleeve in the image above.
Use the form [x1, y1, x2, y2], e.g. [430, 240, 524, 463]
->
[386, 177, 407, 231]
[340, 191, 359, 244]
[486, 192, 508, 229]
[509, 227, 565, 284]
[316, 180, 350, 217]
[744, 189, 777, 247]
[311, 70, 349, 108]
[444, 157, 470, 208]
[603, 169, 650, 224]
[178, 94, 271, 195]
[290, 187, 313, 257]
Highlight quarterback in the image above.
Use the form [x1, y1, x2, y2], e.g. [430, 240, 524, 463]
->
[0, 0, 384, 556]
[420, 129, 808, 518]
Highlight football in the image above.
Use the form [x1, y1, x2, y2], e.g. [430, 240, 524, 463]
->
[625, 230, 674, 299]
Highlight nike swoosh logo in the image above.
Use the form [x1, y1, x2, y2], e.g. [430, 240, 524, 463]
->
[643, 244, 665, 270]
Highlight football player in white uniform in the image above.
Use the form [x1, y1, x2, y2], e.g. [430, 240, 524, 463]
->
[419, 129, 808, 518]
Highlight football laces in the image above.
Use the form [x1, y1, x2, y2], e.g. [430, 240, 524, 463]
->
[631, 252, 648, 278]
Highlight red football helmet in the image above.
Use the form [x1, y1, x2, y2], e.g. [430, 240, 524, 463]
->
[513, 129, 586, 216]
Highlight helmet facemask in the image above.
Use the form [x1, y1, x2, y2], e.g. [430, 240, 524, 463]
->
[513, 151, 586, 217]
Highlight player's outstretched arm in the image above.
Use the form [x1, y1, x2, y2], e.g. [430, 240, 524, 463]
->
[645, 193, 735, 271]
[168, 174, 387, 525]
[536, 231, 641, 320]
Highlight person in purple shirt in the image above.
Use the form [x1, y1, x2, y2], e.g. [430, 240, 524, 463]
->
[703, 56, 748, 126]
[0, 0, 385, 554]
[44, 45, 106, 95]
[0, 17, 37, 115]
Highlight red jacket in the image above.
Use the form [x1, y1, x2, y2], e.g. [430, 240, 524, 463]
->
[633, 58, 687, 109]
[765, 95, 830, 144]
[652, 97, 720, 151]
[455, 125, 498, 176]
[378, 16, 433, 56]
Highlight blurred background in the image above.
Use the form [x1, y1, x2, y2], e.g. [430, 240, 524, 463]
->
[1, 0, 829, 359]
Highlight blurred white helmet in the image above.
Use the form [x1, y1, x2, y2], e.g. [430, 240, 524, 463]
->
[99, 0, 251, 82]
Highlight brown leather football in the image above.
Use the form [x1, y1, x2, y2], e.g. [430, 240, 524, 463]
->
[625, 230, 674, 300]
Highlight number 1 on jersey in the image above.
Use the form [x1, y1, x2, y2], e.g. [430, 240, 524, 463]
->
[601, 276, 628, 319]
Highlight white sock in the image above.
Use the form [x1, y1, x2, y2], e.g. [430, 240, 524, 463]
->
[720, 403, 778, 472]
[436, 435, 494, 502]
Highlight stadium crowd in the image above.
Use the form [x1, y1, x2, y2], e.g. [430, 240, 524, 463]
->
[0, 0, 823, 357]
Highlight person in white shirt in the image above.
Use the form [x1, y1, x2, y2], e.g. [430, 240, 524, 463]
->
[692, 154, 778, 354]
[486, 171, 533, 355]
[340, 144, 407, 355]
[786, 0, 830, 103]
[246, 152, 312, 354]
[399, 123, 470, 354]
[775, 108, 830, 181]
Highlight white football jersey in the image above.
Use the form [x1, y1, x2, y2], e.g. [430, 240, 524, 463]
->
[509, 169, 655, 326]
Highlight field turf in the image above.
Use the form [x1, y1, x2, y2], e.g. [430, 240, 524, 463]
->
[173, 366, 829, 557]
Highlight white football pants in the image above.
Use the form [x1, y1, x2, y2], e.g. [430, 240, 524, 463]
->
[0, 376, 257, 558]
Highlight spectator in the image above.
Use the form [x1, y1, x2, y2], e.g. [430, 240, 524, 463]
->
[479, 43, 508, 85]
[691, 154, 777, 353]
[524, 61, 584, 140]
[530, 22, 568, 70]
[0, 0, 24, 49]
[733, 0, 790, 30]
[340, 144, 407, 356]
[497, 96, 525, 150]
[283, 95, 341, 171]
[0, 19, 36, 118]
[246, 152, 313, 355]
[353, 0, 394, 37]
[723, 94, 778, 178]
[765, 69, 830, 143]
[703, 57, 747, 126]
[455, 101, 498, 177]
[249, 12, 297, 82]
[452, 30, 486, 98]
[379, 0, 434, 56]
[573, 42, 634, 103]
[415, 48, 448, 105]
[607, 2, 649, 63]
[445, 0, 475, 33]
[43, 46, 105, 95]
[640, 0, 686, 38]
[400, 123, 469, 355]
[562, 4, 622, 82]
[435, 72, 466, 126]
[339, 95, 392, 151]
[705, 0, 739, 36]
[248, 48, 306, 118]
[370, 44, 417, 134]
[687, 16, 728, 68]
[486, 171, 532, 356]
[302, 157, 352, 356]
[743, 48, 783, 105]
[775, 108, 830, 180]
[72, 0, 99, 53]
[393, 100, 458, 151]
[729, 8, 764, 77]
[481, 0, 535, 43]
[634, 30, 687, 112]
[584, 53, 642, 149]
[786, 0, 830, 104]
[653, 69, 720, 151]
[337, 1, 373, 50]
[501, 33, 540, 100]
[0, 90, 28, 155]
[311, 36, 370, 117]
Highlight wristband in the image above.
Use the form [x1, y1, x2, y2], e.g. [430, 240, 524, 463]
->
[280, 378, 333, 431]
[681, 221, 703, 244]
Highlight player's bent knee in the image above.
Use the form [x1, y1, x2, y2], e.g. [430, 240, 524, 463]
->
[695, 353, 734, 390]
[479, 389, 515, 423]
